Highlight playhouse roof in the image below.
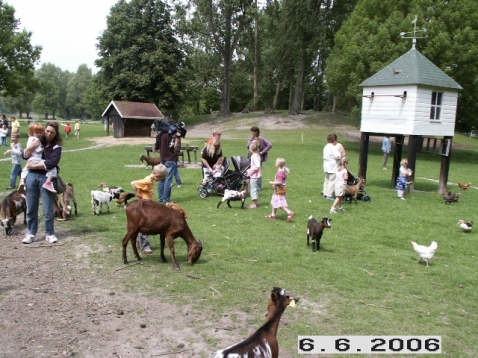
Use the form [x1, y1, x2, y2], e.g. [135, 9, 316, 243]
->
[101, 101, 164, 119]
[360, 48, 462, 90]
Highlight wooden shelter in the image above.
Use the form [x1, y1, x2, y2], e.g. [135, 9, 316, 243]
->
[101, 101, 164, 138]
[358, 45, 462, 194]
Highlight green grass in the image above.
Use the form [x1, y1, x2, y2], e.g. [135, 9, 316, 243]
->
[2, 112, 477, 357]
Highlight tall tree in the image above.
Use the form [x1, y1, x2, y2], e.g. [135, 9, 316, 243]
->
[83, 75, 110, 119]
[0, 1, 41, 96]
[326, 0, 478, 129]
[32, 63, 64, 119]
[2, 92, 34, 118]
[96, 0, 186, 113]
[189, 0, 254, 117]
[66, 65, 93, 120]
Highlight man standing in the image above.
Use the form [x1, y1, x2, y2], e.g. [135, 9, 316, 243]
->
[155, 127, 180, 203]
[382, 136, 391, 170]
[322, 134, 341, 200]
[74, 121, 80, 139]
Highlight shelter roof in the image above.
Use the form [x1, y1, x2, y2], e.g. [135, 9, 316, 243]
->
[360, 48, 462, 90]
[101, 101, 164, 119]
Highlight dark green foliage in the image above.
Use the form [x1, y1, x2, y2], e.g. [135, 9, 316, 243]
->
[0, 1, 41, 97]
[95, 0, 187, 112]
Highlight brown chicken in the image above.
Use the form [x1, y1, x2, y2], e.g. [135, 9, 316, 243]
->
[457, 182, 472, 190]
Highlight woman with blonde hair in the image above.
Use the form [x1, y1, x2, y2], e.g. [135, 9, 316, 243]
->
[201, 129, 223, 177]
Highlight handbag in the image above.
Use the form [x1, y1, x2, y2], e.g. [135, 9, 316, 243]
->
[276, 185, 287, 195]
[55, 175, 67, 194]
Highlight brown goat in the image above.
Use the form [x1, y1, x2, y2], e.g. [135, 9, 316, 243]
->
[306, 215, 332, 252]
[140, 154, 161, 169]
[0, 190, 27, 235]
[344, 178, 365, 204]
[212, 287, 299, 358]
[57, 183, 78, 220]
[122, 200, 203, 270]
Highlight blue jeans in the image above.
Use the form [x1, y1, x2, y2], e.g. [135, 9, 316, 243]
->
[1, 137, 6, 146]
[173, 166, 182, 186]
[9, 163, 21, 187]
[158, 161, 177, 203]
[25, 171, 56, 237]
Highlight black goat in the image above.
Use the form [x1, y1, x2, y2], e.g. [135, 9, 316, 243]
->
[306, 215, 332, 251]
[212, 287, 299, 358]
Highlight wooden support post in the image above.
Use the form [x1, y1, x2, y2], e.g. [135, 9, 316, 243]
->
[358, 132, 369, 180]
[438, 136, 452, 194]
[432, 138, 437, 151]
[407, 135, 420, 192]
[392, 135, 403, 187]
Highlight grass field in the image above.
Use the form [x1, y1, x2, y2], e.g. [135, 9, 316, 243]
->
[2, 113, 477, 357]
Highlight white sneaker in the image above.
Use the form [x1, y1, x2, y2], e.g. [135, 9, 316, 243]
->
[177, 184, 182, 188]
[22, 234, 35, 244]
[338, 207, 345, 212]
[45, 235, 58, 243]
[330, 208, 337, 214]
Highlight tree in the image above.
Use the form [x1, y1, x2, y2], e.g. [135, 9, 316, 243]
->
[2, 92, 34, 117]
[326, 0, 478, 129]
[66, 65, 93, 120]
[83, 75, 110, 119]
[95, 0, 187, 113]
[189, 0, 254, 117]
[32, 63, 64, 119]
[0, 1, 41, 96]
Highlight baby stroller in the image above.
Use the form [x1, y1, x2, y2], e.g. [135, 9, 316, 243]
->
[198, 156, 250, 198]
[344, 170, 371, 203]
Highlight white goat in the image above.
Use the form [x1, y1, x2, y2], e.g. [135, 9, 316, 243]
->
[91, 190, 117, 215]
[217, 189, 248, 209]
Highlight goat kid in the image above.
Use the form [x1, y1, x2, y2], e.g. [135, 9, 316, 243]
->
[217, 185, 248, 209]
[1, 190, 27, 235]
[344, 178, 365, 204]
[91, 190, 120, 215]
[55, 183, 78, 220]
[212, 287, 299, 358]
[122, 200, 203, 270]
[306, 215, 332, 252]
[140, 154, 161, 169]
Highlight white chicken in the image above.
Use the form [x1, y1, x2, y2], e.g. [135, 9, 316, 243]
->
[458, 220, 473, 232]
[410, 241, 438, 267]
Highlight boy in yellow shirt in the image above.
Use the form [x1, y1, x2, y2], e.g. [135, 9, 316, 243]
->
[131, 164, 168, 253]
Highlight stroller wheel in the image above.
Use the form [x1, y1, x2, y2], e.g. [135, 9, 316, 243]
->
[198, 187, 209, 198]
[362, 195, 371, 203]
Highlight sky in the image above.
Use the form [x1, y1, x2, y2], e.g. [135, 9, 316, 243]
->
[9, 0, 119, 73]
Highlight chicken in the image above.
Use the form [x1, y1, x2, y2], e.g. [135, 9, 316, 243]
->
[443, 191, 460, 204]
[457, 182, 472, 190]
[458, 220, 473, 232]
[410, 241, 438, 267]
[165, 202, 188, 219]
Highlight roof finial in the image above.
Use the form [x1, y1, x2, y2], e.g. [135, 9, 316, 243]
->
[400, 15, 427, 49]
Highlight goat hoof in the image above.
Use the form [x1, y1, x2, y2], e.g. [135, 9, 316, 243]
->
[174, 266, 181, 271]
[124, 260, 128, 264]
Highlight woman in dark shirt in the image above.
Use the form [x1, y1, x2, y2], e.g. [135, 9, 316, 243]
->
[22, 122, 63, 244]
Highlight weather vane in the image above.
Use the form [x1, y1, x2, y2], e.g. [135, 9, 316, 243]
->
[400, 15, 427, 49]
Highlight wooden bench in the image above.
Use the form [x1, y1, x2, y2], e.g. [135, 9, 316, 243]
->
[144, 145, 196, 166]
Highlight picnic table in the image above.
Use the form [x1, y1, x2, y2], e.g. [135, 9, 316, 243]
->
[144, 145, 199, 165]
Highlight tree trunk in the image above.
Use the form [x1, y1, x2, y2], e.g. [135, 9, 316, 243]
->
[289, 49, 306, 115]
[218, 54, 232, 117]
[253, 12, 259, 111]
[273, 78, 281, 111]
[332, 95, 337, 113]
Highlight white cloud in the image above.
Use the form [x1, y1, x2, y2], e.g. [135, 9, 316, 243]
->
[8, 0, 119, 73]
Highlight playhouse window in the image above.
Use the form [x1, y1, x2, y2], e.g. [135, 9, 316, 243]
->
[430, 91, 442, 120]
